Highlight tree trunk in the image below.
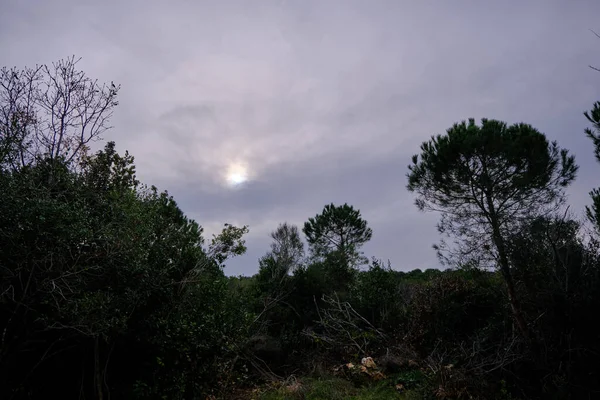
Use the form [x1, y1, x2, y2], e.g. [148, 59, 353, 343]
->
[500, 257, 530, 341]
[484, 190, 531, 342]
[490, 219, 531, 341]
[94, 337, 104, 400]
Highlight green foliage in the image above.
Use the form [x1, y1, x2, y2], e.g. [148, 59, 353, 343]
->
[259, 377, 405, 400]
[584, 101, 600, 163]
[209, 223, 250, 265]
[394, 369, 426, 390]
[407, 118, 577, 267]
[405, 270, 504, 352]
[268, 223, 305, 273]
[507, 216, 600, 396]
[256, 223, 304, 296]
[407, 117, 578, 343]
[0, 139, 250, 399]
[303, 203, 372, 267]
[299, 378, 356, 400]
[350, 259, 408, 329]
[584, 102, 600, 233]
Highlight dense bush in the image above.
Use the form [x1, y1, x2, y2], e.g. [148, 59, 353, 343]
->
[0, 145, 251, 399]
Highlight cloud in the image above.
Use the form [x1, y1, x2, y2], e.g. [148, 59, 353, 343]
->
[2, 0, 600, 274]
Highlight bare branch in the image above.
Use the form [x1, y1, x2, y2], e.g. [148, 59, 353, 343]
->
[0, 56, 119, 171]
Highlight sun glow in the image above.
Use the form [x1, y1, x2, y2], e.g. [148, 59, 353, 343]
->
[225, 163, 249, 187]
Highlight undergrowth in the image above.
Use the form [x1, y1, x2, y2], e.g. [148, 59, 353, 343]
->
[257, 376, 416, 400]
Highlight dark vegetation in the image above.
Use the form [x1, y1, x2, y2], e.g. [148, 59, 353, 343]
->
[1, 57, 600, 399]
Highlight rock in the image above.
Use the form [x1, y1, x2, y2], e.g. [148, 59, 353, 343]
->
[361, 357, 377, 369]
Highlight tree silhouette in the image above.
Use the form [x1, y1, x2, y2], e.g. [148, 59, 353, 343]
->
[584, 102, 600, 233]
[407, 118, 577, 339]
[303, 203, 372, 268]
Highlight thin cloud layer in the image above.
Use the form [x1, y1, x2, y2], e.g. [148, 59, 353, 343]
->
[2, 0, 600, 275]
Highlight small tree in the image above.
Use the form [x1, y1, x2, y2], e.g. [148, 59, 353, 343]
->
[254, 224, 305, 343]
[0, 56, 120, 170]
[265, 222, 305, 275]
[303, 203, 372, 268]
[407, 118, 577, 339]
[256, 223, 304, 300]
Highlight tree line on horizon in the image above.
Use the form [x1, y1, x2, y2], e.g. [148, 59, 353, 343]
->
[1, 56, 600, 399]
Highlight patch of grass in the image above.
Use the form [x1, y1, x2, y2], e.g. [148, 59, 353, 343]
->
[258, 377, 353, 400]
[393, 369, 426, 390]
[258, 377, 411, 400]
[350, 382, 405, 400]
[259, 390, 291, 400]
[304, 377, 355, 399]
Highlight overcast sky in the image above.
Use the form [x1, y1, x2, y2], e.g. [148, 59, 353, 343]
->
[2, 0, 600, 275]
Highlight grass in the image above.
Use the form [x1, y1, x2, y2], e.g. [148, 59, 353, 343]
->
[258, 377, 417, 400]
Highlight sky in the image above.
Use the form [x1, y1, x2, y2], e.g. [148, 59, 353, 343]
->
[2, 0, 600, 275]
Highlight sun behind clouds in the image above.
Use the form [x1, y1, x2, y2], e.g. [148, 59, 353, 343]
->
[225, 162, 249, 187]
